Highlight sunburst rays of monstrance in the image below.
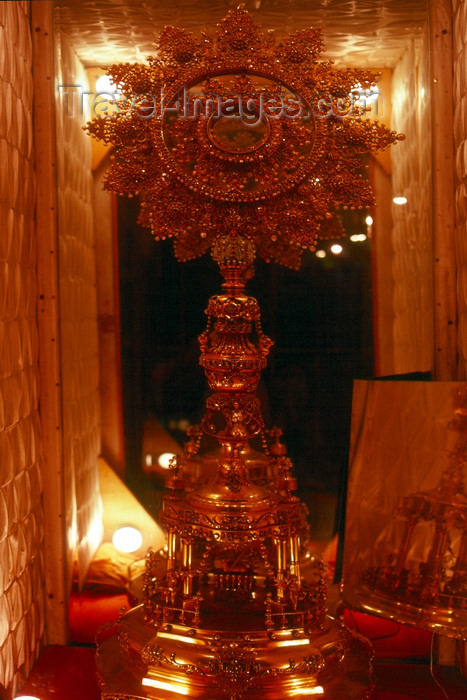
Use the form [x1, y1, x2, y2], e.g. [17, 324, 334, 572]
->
[86, 6, 402, 698]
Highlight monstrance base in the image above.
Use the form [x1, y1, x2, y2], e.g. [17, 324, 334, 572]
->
[96, 605, 375, 699]
[343, 584, 467, 640]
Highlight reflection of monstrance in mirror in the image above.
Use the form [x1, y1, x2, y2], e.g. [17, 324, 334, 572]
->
[87, 6, 402, 698]
[342, 381, 467, 640]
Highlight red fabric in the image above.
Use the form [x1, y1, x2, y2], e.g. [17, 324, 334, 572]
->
[19, 646, 100, 700]
[69, 591, 131, 644]
[344, 609, 432, 659]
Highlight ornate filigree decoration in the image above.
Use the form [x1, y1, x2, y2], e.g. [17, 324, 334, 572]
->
[209, 643, 260, 697]
[261, 653, 325, 677]
[161, 498, 304, 538]
[91, 8, 387, 697]
[86, 5, 403, 268]
[208, 640, 325, 697]
[142, 643, 206, 676]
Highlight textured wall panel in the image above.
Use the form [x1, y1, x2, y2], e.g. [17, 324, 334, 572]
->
[391, 28, 433, 374]
[0, 1, 45, 695]
[453, 0, 467, 378]
[53, 0, 428, 69]
[55, 31, 103, 588]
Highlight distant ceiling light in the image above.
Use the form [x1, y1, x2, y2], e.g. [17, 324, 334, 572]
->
[393, 196, 407, 205]
[365, 215, 373, 226]
[351, 83, 379, 106]
[315, 250, 326, 258]
[112, 526, 143, 553]
[349, 234, 367, 242]
[330, 244, 343, 255]
[158, 452, 176, 469]
[145, 453, 153, 467]
[95, 74, 119, 96]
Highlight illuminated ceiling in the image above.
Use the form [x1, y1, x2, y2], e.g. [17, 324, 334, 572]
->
[54, 0, 428, 69]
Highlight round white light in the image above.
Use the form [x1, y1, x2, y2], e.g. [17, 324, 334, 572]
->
[351, 83, 379, 106]
[315, 250, 326, 258]
[95, 74, 119, 96]
[349, 234, 367, 242]
[393, 196, 407, 205]
[15, 697, 42, 700]
[330, 244, 343, 255]
[365, 215, 373, 226]
[112, 527, 143, 553]
[158, 452, 176, 469]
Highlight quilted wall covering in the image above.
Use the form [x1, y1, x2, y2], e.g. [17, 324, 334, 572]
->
[390, 26, 433, 376]
[454, 0, 467, 378]
[54, 29, 103, 590]
[0, 2, 104, 692]
[0, 1, 45, 694]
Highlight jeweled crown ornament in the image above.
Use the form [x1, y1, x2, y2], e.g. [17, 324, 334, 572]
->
[88, 6, 402, 698]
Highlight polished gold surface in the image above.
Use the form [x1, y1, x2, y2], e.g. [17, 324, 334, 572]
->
[87, 7, 407, 697]
[95, 232, 376, 697]
[97, 605, 375, 699]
